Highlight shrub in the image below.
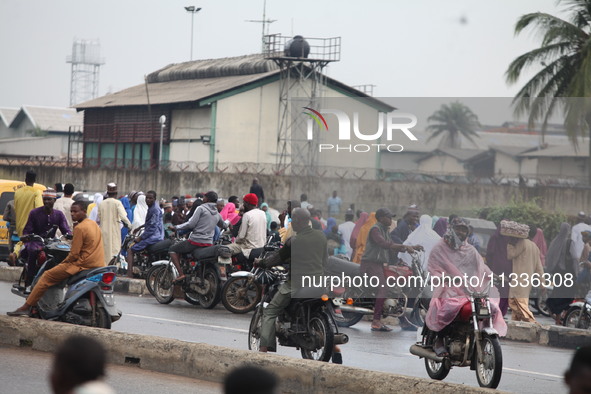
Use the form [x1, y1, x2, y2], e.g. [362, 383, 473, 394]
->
[476, 198, 566, 243]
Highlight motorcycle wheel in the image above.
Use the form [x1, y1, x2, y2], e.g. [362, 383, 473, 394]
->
[300, 312, 335, 362]
[247, 308, 262, 351]
[195, 266, 221, 309]
[221, 276, 261, 314]
[93, 306, 111, 329]
[425, 357, 450, 380]
[534, 291, 551, 317]
[184, 290, 201, 306]
[153, 266, 175, 304]
[145, 265, 165, 297]
[334, 311, 364, 328]
[564, 307, 591, 329]
[475, 334, 503, 389]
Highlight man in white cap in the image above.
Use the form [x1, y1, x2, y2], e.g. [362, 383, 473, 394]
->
[98, 183, 131, 265]
[19, 189, 71, 287]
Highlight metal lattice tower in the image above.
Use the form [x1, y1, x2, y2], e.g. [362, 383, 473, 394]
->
[66, 39, 105, 106]
[264, 34, 340, 175]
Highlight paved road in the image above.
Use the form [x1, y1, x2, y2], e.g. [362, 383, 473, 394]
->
[1, 281, 573, 393]
[0, 343, 220, 394]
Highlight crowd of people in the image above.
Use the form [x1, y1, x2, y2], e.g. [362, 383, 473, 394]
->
[4, 170, 591, 393]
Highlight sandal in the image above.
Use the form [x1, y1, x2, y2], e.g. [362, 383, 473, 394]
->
[371, 324, 393, 332]
[173, 275, 186, 284]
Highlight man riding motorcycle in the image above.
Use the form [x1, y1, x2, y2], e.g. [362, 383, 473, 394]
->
[258, 208, 328, 352]
[21, 189, 71, 287]
[425, 217, 507, 357]
[126, 190, 164, 278]
[7, 201, 105, 317]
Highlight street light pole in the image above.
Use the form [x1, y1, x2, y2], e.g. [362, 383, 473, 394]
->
[184, 6, 202, 61]
[159, 115, 166, 170]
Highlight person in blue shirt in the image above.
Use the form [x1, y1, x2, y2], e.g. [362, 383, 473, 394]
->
[126, 190, 163, 278]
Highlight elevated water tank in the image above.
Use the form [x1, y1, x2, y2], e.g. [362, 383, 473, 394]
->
[284, 35, 310, 58]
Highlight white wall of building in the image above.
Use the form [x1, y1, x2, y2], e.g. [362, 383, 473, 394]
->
[418, 155, 466, 174]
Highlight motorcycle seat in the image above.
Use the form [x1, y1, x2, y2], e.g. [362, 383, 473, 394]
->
[147, 239, 172, 254]
[66, 266, 116, 285]
[326, 256, 360, 277]
[191, 245, 231, 260]
[66, 269, 96, 285]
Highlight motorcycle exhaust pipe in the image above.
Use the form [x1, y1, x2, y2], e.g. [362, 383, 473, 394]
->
[338, 305, 374, 315]
[409, 344, 444, 362]
[333, 333, 349, 345]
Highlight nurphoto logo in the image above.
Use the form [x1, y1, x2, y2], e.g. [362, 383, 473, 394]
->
[303, 107, 419, 153]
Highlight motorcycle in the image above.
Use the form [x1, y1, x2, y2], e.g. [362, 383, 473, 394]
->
[221, 238, 281, 314]
[563, 295, 591, 330]
[247, 265, 348, 362]
[327, 251, 430, 328]
[409, 281, 503, 389]
[149, 229, 233, 308]
[11, 234, 121, 329]
[109, 225, 172, 279]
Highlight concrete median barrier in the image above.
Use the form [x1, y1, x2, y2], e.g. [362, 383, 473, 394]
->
[0, 316, 503, 394]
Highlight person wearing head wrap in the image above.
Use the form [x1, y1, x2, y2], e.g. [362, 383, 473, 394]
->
[350, 212, 369, 258]
[220, 202, 240, 226]
[425, 217, 506, 356]
[531, 228, 548, 267]
[485, 223, 512, 316]
[88, 193, 103, 223]
[131, 194, 148, 231]
[545, 223, 576, 323]
[570, 212, 591, 274]
[338, 209, 356, 259]
[20, 189, 71, 286]
[98, 183, 131, 265]
[260, 203, 272, 232]
[433, 217, 448, 237]
[352, 212, 377, 264]
[505, 221, 544, 323]
[399, 214, 441, 270]
[226, 193, 267, 259]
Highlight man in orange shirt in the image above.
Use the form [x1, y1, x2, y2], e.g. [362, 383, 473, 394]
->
[8, 201, 105, 316]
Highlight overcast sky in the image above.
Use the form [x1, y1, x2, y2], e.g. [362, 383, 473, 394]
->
[0, 0, 565, 109]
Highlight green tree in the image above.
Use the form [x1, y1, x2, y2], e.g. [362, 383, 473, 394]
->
[506, 0, 591, 181]
[427, 101, 481, 149]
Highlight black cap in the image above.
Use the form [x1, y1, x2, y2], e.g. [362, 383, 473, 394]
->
[375, 208, 395, 219]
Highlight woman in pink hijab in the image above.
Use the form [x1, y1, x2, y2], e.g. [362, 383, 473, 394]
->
[531, 228, 548, 267]
[220, 202, 240, 226]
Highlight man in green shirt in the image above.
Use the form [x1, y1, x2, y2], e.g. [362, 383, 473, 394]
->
[259, 207, 327, 352]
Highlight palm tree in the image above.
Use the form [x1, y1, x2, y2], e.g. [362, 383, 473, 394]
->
[506, 0, 591, 181]
[427, 101, 481, 149]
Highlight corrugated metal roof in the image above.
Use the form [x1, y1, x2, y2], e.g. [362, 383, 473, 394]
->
[489, 145, 534, 157]
[75, 54, 395, 113]
[147, 54, 279, 82]
[0, 107, 19, 127]
[519, 144, 587, 158]
[75, 70, 278, 109]
[9, 106, 83, 132]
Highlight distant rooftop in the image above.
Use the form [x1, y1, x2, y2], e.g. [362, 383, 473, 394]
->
[0, 107, 19, 127]
[9, 106, 83, 132]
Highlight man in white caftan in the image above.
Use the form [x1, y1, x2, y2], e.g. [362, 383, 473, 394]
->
[98, 183, 131, 264]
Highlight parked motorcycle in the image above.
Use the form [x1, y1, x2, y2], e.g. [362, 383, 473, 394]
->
[221, 238, 281, 314]
[109, 225, 172, 279]
[563, 295, 591, 330]
[409, 281, 503, 389]
[247, 265, 348, 362]
[149, 230, 233, 308]
[11, 234, 121, 329]
[327, 251, 430, 327]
